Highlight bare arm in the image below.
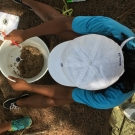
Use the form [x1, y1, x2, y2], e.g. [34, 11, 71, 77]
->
[8, 76, 74, 100]
[4, 17, 74, 44]
[25, 17, 74, 38]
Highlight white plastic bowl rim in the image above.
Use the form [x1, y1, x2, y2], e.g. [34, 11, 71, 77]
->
[0, 36, 49, 83]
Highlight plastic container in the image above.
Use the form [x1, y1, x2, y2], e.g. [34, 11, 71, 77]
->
[0, 36, 49, 83]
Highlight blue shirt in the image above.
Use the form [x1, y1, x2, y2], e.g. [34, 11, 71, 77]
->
[71, 16, 135, 109]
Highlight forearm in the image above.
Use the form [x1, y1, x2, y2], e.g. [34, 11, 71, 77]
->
[29, 84, 74, 100]
[24, 17, 74, 39]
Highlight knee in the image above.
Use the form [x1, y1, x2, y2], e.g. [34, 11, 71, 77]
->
[48, 14, 65, 21]
[40, 96, 54, 107]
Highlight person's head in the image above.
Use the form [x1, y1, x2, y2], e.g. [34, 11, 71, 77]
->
[48, 34, 130, 91]
[106, 33, 135, 93]
[119, 48, 135, 92]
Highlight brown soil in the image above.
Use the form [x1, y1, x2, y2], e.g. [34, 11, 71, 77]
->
[17, 46, 44, 78]
[0, 0, 135, 135]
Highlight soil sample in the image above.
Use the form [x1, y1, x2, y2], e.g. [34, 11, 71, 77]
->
[17, 45, 44, 78]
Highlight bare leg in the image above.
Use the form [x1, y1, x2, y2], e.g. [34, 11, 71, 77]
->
[0, 122, 11, 134]
[22, 0, 80, 40]
[16, 94, 74, 108]
[23, 0, 65, 21]
[29, 84, 74, 99]
[15, 84, 74, 108]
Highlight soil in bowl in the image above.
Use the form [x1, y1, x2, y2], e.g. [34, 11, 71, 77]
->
[17, 45, 44, 78]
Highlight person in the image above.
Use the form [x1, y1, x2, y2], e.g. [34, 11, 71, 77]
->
[3, 0, 135, 110]
[0, 116, 32, 134]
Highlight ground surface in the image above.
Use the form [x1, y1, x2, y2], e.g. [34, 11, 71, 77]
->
[0, 0, 135, 135]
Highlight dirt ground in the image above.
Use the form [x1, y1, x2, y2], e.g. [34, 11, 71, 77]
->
[0, 0, 135, 135]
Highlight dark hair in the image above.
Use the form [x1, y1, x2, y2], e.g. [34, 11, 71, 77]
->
[97, 33, 135, 93]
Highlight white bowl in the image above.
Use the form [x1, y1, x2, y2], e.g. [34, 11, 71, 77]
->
[0, 36, 49, 83]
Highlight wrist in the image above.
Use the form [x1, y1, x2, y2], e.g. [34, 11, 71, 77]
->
[23, 29, 32, 40]
[27, 84, 33, 92]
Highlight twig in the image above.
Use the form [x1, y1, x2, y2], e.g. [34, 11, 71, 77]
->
[23, 130, 47, 135]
